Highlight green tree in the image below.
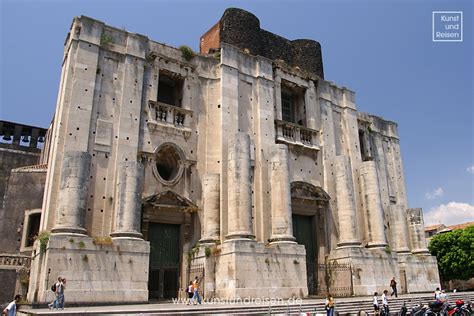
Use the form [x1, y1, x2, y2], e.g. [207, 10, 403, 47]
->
[428, 226, 474, 281]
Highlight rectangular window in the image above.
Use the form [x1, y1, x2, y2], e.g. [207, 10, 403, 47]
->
[280, 80, 306, 126]
[157, 71, 184, 107]
[26, 213, 41, 247]
[281, 92, 293, 122]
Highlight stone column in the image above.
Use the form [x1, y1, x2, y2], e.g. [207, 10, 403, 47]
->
[359, 161, 388, 248]
[52, 151, 91, 235]
[269, 144, 296, 243]
[333, 156, 361, 247]
[391, 205, 411, 253]
[111, 161, 144, 239]
[226, 133, 254, 240]
[200, 173, 220, 244]
[407, 208, 430, 254]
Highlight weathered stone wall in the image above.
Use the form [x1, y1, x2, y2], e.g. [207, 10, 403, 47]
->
[0, 168, 46, 254]
[0, 270, 17, 304]
[0, 166, 46, 306]
[214, 241, 308, 299]
[0, 146, 41, 210]
[27, 9, 439, 303]
[200, 8, 324, 78]
[28, 235, 149, 304]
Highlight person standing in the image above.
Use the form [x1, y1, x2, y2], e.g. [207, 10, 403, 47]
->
[58, 278, 66, 310]
[434, 287, 441, 300]
[2, 294, 21, 316]
[439, 290, 447, 303]
[373, 292, 380, 316]
[325, 293, 335, 316]
[390, 277, 398, 297]
[189, 276, 202, 305]
[186, 281, 194, 305]
[382, 290, 389, 316]
[48, 276, 62, 310]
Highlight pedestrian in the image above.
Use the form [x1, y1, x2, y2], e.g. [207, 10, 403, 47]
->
[381, 290, 389, 316]
[373, 292, 380, 316]
[325, 293, 335, 316]
[58, 278, 66, 309]
[189, 276, 202, 305]
[48, 276, 62, 310]
[2, 294, 20, 316]
[390, 277, 398, 297]
[434, 287, 441, 300]
[186, 281, 194, 304]
[439, 290, 447, 303]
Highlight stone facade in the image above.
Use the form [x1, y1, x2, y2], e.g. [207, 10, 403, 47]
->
[0, 121, 47, 303]
[26, 8, 439, 304]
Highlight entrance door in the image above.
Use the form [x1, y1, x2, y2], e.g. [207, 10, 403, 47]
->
[148, 223, 180, 299]
[292, 214, 316, 295]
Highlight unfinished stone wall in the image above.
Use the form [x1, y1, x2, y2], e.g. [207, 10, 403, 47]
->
[0, 144, 42, 212]
[0, 167, 46, 254]
[200, 8, 324, 78]
[0, 166, 46, 304]
[26, 9, 440, 303]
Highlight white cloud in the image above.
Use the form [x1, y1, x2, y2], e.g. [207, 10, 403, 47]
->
[425, 187, 444, 200]
[424, 202, 474, 226]
[467, 165, 474, 174]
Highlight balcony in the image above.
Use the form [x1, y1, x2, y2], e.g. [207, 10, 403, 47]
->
[275, 119, 319, 150]
[147, 100, 193, 139]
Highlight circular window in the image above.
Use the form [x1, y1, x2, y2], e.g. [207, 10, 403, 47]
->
[154, 143, 183, 184]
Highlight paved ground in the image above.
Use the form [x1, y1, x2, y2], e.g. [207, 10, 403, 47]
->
[19, 291, 474, 315]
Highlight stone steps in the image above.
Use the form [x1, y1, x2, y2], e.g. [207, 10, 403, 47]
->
[20, 292, 474, 315]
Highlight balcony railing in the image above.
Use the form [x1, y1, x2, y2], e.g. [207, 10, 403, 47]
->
[147, 101, 193, 138]
[0, 254, 31, 269]
[275, 119, 319, 149]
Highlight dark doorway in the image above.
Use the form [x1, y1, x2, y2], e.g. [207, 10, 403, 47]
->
[148, 223, 180, 299]
[292, 214, 316, 295]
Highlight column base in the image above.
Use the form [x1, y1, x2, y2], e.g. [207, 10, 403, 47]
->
[199, 237, 220, 245]
[51, 226, 88, 235]
[395, 248, 411, 254]
[225, 232, 255, 241]
[337, 240, 362, 248]
[110, 231, 143, 239]
[411, 249, 430, 255]
[268, 235, 296, 244]
[366, 242, 388, 249]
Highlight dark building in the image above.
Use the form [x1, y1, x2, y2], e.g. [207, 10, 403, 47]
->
[0, 120, 48, 303]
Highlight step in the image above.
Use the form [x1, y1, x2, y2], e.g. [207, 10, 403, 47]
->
[19, 292, 474, 315]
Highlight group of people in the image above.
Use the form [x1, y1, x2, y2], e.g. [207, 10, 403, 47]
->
[185, 276, 202, 305]
[372, 277, 399, 316]
[48, 276, 66, 310]
[325, 277, 398, 316]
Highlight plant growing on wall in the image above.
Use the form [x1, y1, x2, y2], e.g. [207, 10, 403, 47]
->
[179, 45, 195, 61]
[101, 33, 114, 46]
[92, 236, 113, 246]
[205, 247, 211, 258]
[37, 231, 50, 254]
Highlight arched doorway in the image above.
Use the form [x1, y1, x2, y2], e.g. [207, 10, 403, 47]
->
[290, 182, 330, 296]
[142, 190, 197, 300]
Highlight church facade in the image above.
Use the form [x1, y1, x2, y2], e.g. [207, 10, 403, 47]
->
[27, 8, 439, 304]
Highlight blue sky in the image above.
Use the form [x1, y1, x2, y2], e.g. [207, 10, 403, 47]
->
[1, 0, 472, 225]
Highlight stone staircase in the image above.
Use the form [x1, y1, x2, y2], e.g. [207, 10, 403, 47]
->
[20, 292, 474, 315]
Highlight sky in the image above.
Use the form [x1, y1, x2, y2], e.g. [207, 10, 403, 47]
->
[1, 0, 472, 226]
